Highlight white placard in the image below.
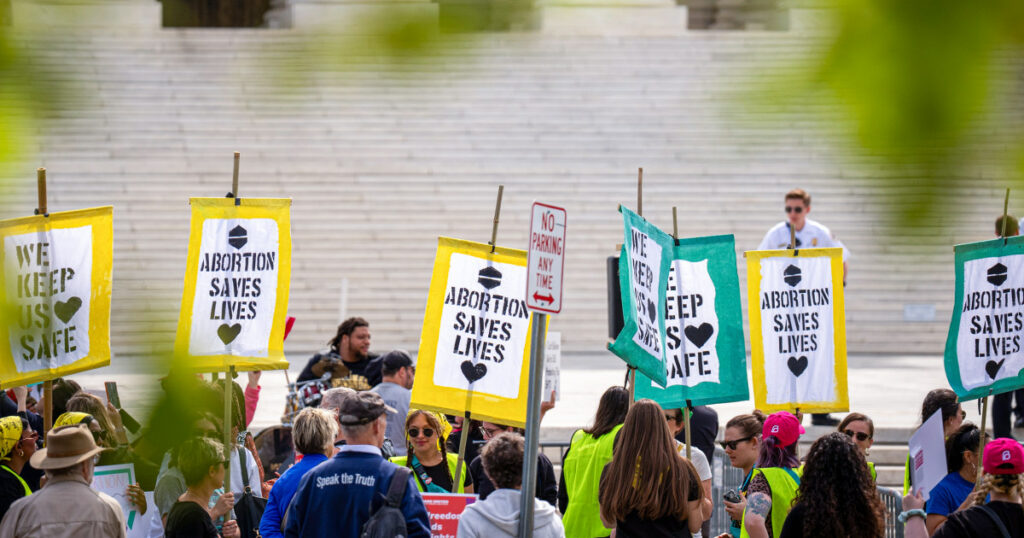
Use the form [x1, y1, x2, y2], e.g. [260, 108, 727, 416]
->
[543, 331, 561, 401]
[956, 255, 1024, 390]
[665, 259, 720, 387]
[908, 410, 947, 501]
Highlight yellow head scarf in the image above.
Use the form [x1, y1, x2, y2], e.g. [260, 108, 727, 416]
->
[0, 417, 23, 461]
[54, 412, 92, 428]
[406, 410, 454, 452]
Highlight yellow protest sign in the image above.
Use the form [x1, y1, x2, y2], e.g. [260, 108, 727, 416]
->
[746, 247, 848, 413]
[411, 237, 544, 427]
[0, 206, 113, 387]
[174, 198, 291, 372]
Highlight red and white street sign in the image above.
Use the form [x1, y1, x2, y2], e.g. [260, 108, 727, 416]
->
[526, 202, 567, 314]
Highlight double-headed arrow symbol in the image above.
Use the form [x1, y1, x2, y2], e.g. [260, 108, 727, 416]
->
[532, 292, 554, 304]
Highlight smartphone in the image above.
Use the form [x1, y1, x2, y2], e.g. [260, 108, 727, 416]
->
[104, 382, 121, 409]
[723, 489, 741, 504]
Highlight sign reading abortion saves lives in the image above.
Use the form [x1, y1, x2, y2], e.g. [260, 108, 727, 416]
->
[747, 248, 848, 413]
[637, 235, 748, 407]
[0, 207, 113, 386]
[945, 237, 1024, 399]
[412, 237, 541, 427]
[175, 198, 292, 372]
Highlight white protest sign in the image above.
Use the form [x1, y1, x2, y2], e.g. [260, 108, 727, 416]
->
[956, 255, 1024, 390]
[92, 463, 143, 533]
[908, 410, 947, 501]
[526, 202, 566, 314]
[666, 259, 720, 387]
[543, 331, 561, 401]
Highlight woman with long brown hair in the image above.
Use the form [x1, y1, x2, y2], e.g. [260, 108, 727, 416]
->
[391, 409, 473, 493]
[598, 399, 702, 537]
[778, 432, 885, 538]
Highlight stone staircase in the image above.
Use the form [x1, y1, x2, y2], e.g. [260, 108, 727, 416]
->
[0, 27, 1021, 371]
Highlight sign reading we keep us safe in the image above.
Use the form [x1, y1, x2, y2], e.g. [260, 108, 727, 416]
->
[411, 237, 544, 427]
[0, 206, 113, 387]
[747, 247, 848, 413]
[608, 206, 673, 387]
[174, 198, 291, 372]
[945, 237, 1024, 400]
[636, 235, 748, 408]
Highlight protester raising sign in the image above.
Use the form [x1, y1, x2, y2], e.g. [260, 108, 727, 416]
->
[608, 206, 673, 386]
[944, 237, 1024, 399]
[747, 247, 848, 413]
[0, 207, 113, 387]
[174, 198, 292, 372]
[636, 235, 748, 407]
[411, 237, 542, 427]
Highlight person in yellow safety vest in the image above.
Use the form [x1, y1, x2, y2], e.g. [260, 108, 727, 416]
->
[0, 416, 37, 520]
[558, 386, 630, 538]
[838, 412, 877, 481]
[777, 432, 887, 538]
[741, 411, 803, 538]
[391, 409, 473, 494]
[903, 389, 965, 495]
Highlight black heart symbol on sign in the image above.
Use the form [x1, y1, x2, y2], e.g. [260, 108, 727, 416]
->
[54, 297, 83, 324]
[986, 359, 1006, 380]
[647, 298, 657, 324]
[684, 323, 715, 348]
[461, 360, 487, 383]
[787, 356, 808, 377]
[218, 323, 242, 345]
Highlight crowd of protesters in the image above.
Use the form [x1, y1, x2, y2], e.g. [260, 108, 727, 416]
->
[0, 314, 1020, 537]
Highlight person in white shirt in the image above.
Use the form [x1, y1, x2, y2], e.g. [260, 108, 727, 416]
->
[758, 188, 849, 427]
[757, 188, 849, 285]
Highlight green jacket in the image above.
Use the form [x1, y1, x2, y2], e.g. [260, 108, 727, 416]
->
[740, 466, 801, 538]
[390, 453, 467, 493]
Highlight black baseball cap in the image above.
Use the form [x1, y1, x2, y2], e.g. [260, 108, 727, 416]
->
[338, 392, 397, 426]
[380, 350, 414, 372]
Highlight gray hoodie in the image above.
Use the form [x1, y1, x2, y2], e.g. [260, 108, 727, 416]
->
[457, 489, 565, 538]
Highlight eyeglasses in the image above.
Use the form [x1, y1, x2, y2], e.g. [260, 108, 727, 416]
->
[844, 430, 871, 442]
[407, 428, 435, 439]
[664, 413, 681, 423]
[720, 436, 754, 451]
[785, 206, 804, 214]
[479, 426, 503, 439]
[19, 431, 38, 444]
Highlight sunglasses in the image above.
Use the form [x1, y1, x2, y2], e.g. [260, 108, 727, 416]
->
[844, 430, 871, 442]
[479, 426, 503, 439]
[720, 436, 754, 451]
[407, 428, 435, 439]
[785, 206, 804, 214]
[664, 413, 681, 423]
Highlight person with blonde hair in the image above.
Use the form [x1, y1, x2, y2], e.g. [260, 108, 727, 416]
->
[598, 399, 703, 537]
[260, 407, 338, 538]
[391, 409, 473, 493]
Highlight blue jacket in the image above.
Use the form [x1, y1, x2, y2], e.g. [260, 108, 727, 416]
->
[284, 445, 431, 538]
[259, 453, 328, 538]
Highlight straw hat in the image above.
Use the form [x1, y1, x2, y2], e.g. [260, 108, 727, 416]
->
[29, 425, 106, 470]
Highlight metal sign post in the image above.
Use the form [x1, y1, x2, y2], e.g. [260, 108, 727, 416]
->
[519, 201, 566, 537]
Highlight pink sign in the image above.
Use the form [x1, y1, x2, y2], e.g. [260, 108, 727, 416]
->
[421, 493, 477, 537]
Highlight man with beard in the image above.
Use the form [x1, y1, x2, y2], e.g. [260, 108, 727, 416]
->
[297, 317, 383, 388]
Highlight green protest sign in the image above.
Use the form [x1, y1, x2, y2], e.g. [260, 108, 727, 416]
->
[636, 234, 748, 407]
[608, 206, 674, 386]
[945, 236, 1024, 400]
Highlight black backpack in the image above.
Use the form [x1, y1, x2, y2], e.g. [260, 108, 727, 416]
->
[361, 467, 412, 538]
[234, 447, 268, 538]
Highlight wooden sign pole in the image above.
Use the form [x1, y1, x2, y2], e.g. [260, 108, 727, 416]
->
[626, 169, 644, 403]
[978, 188, 1011, 479]
[670, 205, 692, 460]
[223, 152, 241, 493]
[35, 168, 53, 440]
[454, 184, 505, 491]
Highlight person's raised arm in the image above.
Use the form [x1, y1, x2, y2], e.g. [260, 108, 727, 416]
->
[902, 490, 928, 538]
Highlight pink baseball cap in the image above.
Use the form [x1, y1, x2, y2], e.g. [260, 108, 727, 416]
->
[984, 438, 1024, 475]
[762, 411, 805, 447]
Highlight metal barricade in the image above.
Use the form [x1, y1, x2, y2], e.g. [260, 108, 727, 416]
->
[878, 486, 905, 538]
[709, 447, 746, 535]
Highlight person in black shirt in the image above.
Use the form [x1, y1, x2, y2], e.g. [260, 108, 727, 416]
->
[470, 421, 558, 506]
[297, 317, 382, 388]
[599, 399, 702, 538]
[0, 416, 36, 521]
[165, 437, 239, 538]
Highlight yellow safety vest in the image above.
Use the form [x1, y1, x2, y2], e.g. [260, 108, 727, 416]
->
[740, 466, 800, 538]
[390, 453, 466, 493]
[562, 425, 623, 538]
[1, 465, 31, 497]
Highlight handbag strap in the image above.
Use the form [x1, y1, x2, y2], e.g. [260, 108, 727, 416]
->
[979, 505, 1011, 538]
[386, 467, 411, 508]
[237, 447, 252, 494]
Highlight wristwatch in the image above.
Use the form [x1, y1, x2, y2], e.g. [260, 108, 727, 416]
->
[898, 509, 926, 523]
